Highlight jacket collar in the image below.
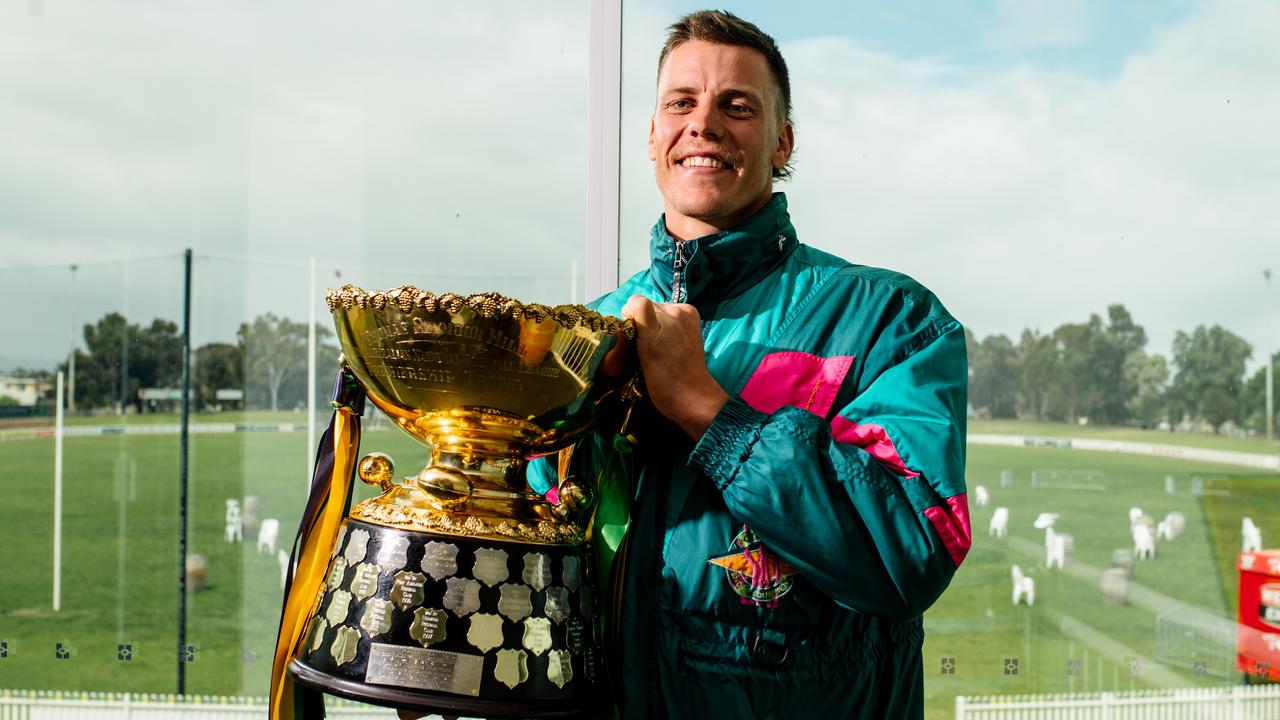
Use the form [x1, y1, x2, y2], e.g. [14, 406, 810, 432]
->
[647, 193, 799, 309]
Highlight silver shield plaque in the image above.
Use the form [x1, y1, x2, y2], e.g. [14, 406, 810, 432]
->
[360, 598, 394, 638]
[521, 617, 553, 656]
[494, 648, 530, 689]
[497, 583, 533, 623]
[377, 534, 411, 570]
[325, 590, 353, 627]
[547, 648, 574, 689]
[467, 613, 505, 652]
[522, 553, 553, 592]
[330, 625, 361, 666]
[443, 577, 482, 617]
[326, 557, 349, 591]
[562, 555, 582, 591]
[544, 586, 570, 625]
[391, 571, 426, 611]
[365, 644, 484, 697]
[307, 617, 329, 653]
[410, 607, 448, 647]
[344, 528, 371, 564]
[565, 616, 586, 654]
[330, 525, 347, 559]
[422, 540, 460, 580]
[349, 562, 381, 601]
[472, 548, 509, 587]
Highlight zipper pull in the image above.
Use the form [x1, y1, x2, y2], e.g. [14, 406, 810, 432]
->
[671, 241, 688, 303]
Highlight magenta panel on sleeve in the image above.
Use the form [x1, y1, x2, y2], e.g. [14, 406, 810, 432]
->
[923, 494, 972, 567]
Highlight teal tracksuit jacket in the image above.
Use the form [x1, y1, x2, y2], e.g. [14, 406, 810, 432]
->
[575, 194, 969, 719]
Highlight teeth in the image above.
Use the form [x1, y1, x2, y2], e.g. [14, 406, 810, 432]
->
[682, 156, 725, 169]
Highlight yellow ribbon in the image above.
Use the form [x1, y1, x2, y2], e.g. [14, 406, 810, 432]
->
[269, 404, 361, 720]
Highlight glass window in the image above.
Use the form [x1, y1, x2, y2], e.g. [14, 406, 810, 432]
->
[1, 0, 589, 701]
[621, 3, 1278, 717]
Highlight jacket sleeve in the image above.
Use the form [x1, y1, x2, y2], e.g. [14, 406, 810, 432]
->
[688, 311, 969, 620]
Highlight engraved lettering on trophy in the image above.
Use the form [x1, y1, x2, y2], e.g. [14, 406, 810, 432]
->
[565, 617, 586, 654]
[547, 648, 574, 689]
[498, 583, 533, 622]
[562, 556, 582, 591]
[472, 548, 510, 587]
[326, 557, 349, 591]
[411, 607, 448, 647]
[443, 577, 482, 617]
[344, 528, 371, 564]
[522, 553, 552, 592]
[521, 617, 553, 656]
[544, 586, 570, 624]
[360, 599, 394, 638]
[422, 541, 460, 580]
[584, 645, 599, 683]
[377, 534, 411, 570]
[349, 562, 380, 601]
[307, 617, 329, 653]
[325, 590, 353, 627]
[467, 613, 505, 653]
[365, 644, 484, 697]
[494, 648, 529, 689]
[330, 625, 360, 666]
[391, 571, 426, 611]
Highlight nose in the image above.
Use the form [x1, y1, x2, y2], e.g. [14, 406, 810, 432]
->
[687, 102, 724, 141]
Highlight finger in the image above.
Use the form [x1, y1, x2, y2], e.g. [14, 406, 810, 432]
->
[621, 295, 658, 328]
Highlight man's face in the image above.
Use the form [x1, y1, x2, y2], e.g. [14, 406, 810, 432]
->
[649, 40, 794, 241]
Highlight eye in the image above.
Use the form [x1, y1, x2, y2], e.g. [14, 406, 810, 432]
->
[725, 102, 753, 116]
[668, 99, 693, 111]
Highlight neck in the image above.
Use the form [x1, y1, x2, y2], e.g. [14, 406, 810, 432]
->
[663, 193, 774, 242]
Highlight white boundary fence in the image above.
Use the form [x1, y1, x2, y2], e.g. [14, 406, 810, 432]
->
[956, 685, 1280, 719]
[0, 690, 466, 719]
[968, 433, 1280, 472]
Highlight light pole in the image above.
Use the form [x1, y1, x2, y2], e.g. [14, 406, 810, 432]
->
[68, 263, 78, 413]
[1266, 269, 1274, 444]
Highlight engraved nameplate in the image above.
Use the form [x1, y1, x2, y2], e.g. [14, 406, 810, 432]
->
[365, 643, 485, 697]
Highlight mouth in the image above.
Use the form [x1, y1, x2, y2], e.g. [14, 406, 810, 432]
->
[677, 154, 734, 171]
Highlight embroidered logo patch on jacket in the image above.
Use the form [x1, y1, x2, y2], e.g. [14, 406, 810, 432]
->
[707, 525, 797, 607]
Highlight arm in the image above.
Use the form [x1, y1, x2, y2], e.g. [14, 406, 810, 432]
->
[692, 316, 969, 620]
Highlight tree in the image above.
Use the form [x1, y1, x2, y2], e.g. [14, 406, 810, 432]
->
[238, 313, 336, 411]
[1241, 352, 1279, 434]
[1170, 324, 1252, 431]
[1123, 351, 1169, 427]
[60, 312, 183, 412]
[1017, 329, 1061, 420]
[970, 333, 1018, 418]
[195, 342, 244, 409]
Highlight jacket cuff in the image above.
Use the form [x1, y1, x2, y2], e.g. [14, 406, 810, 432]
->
[689, 395, 769, 490]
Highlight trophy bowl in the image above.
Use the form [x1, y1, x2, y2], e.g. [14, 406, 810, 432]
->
[286, 285, 635, 718]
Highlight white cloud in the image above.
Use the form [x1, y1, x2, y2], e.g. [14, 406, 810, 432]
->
[771, 0, 1280, 366]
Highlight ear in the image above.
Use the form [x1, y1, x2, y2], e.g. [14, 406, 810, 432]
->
[648, 115, 658, 161]
[772, 121, 794, 170]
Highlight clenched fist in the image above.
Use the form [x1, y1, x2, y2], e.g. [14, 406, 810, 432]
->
[621, 295, 729, 440]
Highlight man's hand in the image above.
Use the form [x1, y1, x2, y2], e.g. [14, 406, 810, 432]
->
[621, 295, 728, 440]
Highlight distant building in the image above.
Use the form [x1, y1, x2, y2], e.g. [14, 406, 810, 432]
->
[0, 376, 43, 406]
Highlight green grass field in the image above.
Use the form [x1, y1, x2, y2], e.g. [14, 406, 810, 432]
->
[1, 420, 1277, 719]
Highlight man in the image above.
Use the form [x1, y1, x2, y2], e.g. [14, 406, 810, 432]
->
[405, 9, 968, 719]
[584, 10, 969, 719]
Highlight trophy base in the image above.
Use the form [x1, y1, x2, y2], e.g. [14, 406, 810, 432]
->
[289, 520, 605, 719]
[288, 658, 587, 719]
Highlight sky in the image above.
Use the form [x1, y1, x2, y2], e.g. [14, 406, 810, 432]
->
[2, 0, 1277, 376]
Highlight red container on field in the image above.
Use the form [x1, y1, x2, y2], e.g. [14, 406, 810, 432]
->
[1237, 550, 1280, 681]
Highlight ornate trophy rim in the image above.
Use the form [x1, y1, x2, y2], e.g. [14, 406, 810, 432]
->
[325, 284, 635, 339]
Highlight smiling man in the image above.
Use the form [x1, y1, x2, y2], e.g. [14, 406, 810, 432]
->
[587, 10, 971, 719]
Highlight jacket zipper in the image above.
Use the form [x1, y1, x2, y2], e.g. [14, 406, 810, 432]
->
[671, 241, 688, 303]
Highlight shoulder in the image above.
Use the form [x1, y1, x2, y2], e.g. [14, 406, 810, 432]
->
[791, 245, 958, 331]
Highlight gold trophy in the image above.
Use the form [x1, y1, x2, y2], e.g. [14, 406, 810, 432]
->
[285, 285, 634, 718]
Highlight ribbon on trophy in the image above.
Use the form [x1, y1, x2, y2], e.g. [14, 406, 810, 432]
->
[270, 367, 366, 720]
